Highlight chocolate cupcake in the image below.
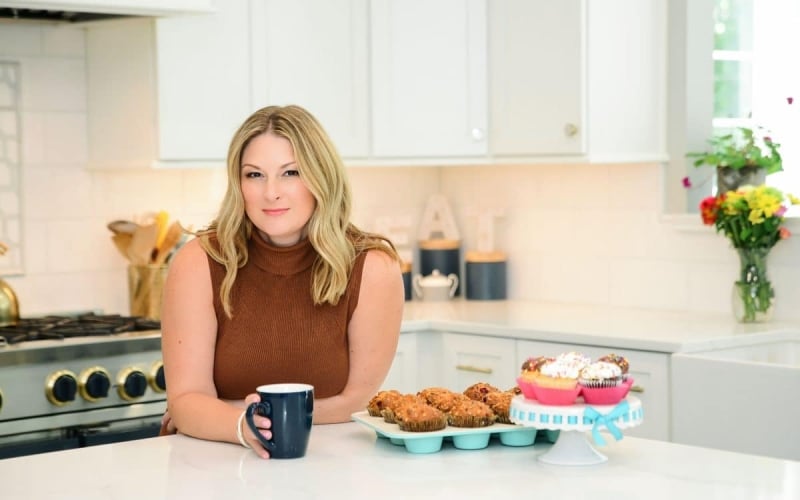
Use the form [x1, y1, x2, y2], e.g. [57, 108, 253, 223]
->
[578, 361, 624, 388]
[599, 353, 630, 378]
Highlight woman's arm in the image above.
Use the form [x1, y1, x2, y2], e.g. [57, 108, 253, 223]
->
[313, 249, 404, 424]
[160, 239, 270, 454]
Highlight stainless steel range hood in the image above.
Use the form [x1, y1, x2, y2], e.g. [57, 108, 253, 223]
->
[0, 1, 214, 23]
[0, 8, 129, 22]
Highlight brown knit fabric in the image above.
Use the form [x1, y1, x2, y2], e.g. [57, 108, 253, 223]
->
[210, 234, 366, 399]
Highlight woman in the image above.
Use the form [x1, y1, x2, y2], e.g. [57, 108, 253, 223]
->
[160, 105, 404, 459]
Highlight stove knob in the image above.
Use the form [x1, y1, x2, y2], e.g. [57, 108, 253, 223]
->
[117, 367, 148, 401]
[45, 370, 78, 406]
[149, 361, 166, 393]
[79, 366, 112, 402]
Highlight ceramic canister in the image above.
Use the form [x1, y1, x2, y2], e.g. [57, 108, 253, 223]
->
[465, 250, 507, 300]
[419, 239, 461, 296]
[401, 261, 413, 301]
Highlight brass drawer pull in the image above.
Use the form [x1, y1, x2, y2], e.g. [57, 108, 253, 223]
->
[630, 385, 645, 393]
[455, 364, 493, 374]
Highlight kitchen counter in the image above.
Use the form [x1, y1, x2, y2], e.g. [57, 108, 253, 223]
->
[0, 422, 797, 499]
[401, 299, 800, 353]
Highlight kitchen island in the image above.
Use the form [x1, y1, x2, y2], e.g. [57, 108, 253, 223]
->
[0, 422, 797, 499]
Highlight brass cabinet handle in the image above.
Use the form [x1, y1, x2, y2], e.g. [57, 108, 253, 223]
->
[630, 385, 645, 393]
[455, 364, 493, 374]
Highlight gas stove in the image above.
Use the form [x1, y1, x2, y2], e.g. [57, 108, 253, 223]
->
[0, 314, 166, 459]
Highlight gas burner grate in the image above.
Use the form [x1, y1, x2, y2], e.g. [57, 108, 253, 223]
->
[0, 313, 161, 345]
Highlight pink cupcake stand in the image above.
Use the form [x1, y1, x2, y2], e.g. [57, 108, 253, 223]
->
[509, 395, 643, 465]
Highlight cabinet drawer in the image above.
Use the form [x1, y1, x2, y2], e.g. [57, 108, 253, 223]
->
[441, 333, 517, 392]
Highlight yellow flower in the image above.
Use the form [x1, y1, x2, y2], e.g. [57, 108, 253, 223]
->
[789, 193, 800, 205]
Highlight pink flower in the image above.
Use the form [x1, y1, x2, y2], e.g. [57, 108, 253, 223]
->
[776, 205, 787, 217]
[788, 96, 794, 105]
[682, 176, 692, 188]
[764, 136, 773, 143]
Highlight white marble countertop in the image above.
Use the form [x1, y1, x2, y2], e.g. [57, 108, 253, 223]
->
[1, 422, 797, 499]
[401, 299, 800, 353]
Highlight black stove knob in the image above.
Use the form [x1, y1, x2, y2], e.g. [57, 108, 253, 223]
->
[117, 367, 148, 401]
[45, 370, 78, 406]
[79, 367, 111, 402]
[149, 361, 166, 393]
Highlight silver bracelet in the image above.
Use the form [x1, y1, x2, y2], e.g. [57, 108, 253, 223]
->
[236, 410, 251, 449]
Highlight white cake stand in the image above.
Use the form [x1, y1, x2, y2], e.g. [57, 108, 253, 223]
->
[510, 395, 643, 466]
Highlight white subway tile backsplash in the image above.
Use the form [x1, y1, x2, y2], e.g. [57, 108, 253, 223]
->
[0, 25, 42, 57]
[42, 111, 87, 163]
[608, 258, 689, 310]
[41, 25, 85, 57]
[20, 57, 86, 112]
[20, 111, 44, 164]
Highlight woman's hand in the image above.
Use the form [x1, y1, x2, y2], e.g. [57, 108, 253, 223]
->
[243, 393, 273, 459]
[161, 408, 177, 435]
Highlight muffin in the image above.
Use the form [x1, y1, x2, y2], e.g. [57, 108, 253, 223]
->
[381, 393, 425, 423]
[446, 399, 496, 428]
[484, 390, 514, 424]
[418, 387, 468, 412]
[463, 382, 500, 403]
[366, 390, 402, 417]
[395, 402, 448, 432]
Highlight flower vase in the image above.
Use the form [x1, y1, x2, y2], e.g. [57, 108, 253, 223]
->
[732, 247, 774, 323]
[716, 166, 766, 194]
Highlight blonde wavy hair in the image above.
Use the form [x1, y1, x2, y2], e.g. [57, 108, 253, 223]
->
[198, 105, 399, 318]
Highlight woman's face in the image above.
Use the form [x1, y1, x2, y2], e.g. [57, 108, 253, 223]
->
[240, 132, 316, 246]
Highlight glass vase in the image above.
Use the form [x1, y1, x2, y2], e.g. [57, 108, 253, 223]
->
[732, 247, 774, 323]
[716, 166, 766, 194]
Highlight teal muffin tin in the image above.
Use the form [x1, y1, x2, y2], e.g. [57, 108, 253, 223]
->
[352, 411, 540, 454]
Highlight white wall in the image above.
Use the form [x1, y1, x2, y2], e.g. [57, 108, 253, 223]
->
[2, 22, 798, 321]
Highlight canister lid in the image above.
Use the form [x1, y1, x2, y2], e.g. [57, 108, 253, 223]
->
[465, 250, 507, 263]
[418, 239, 460, 250]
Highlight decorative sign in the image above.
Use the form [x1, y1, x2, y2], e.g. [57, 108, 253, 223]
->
[0, 62, 22, 275]
[417, 194, 460, 242]
[464, 207, 505, 252]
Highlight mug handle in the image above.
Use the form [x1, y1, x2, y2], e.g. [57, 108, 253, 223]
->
[245, 401, 274, 451]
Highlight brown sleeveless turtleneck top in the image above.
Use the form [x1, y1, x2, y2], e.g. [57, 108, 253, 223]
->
[209, 234, 366, 399]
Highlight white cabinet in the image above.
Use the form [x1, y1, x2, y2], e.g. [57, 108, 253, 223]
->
[86, 3, 249, 168]
[250, 0, 369, 158]
[380, 333, 418, 394]
[440, 333, 517, 392]
[516, 340, 670, 441]
[488, 0, 584, 156]
[86, 0, 369, 168]
[487, 0, 667, 162]
[369, 0, 487, 158]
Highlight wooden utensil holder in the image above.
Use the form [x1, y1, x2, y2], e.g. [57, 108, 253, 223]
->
[127, 264, 168, 320]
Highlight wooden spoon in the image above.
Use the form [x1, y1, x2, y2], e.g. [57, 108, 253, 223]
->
[111, 233, 133, 260]
[127, 223, 160, 266]
[107, 220, 139, 235]
[153, 222, 183, 266]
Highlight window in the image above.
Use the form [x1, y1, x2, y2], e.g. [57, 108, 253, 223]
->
[713, 0, 799, 196]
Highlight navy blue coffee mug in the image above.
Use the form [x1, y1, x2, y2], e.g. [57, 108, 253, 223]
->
[245, 383, 314, 459]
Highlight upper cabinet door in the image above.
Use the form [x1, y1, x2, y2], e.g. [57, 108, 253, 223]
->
[369, 0, 488, 158]
[155, 0, 251, 161]
[250, 0, 369, 159]
[488, 0, 584, 157]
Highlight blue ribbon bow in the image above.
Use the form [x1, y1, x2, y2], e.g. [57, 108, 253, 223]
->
[583, 400, 630, 446]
